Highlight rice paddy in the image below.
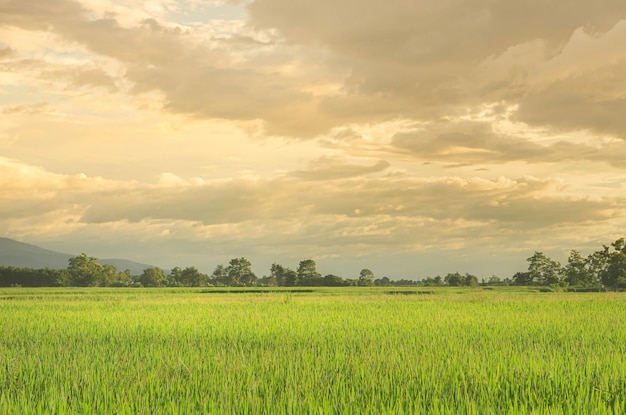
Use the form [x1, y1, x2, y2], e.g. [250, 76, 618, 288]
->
[1, 287, 625, 414]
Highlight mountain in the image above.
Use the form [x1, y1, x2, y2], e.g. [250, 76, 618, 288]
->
[0, 238, 73, 269]
[0, 238, 158, 275]
[97, 259, 161, 275]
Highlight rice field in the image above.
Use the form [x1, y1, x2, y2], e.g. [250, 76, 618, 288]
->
[1, 287, 625, 414]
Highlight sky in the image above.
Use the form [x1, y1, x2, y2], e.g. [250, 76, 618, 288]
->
[1, 0, 626, 279]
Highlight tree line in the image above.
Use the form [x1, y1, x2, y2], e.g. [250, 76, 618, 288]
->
[0, 254, 478, 288]
[511, 238, 626, 290]
[1, 238, 625, 289]
[0, 255, 377, 288]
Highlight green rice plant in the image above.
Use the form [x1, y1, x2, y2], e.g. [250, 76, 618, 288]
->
[0, 288, 625, 414]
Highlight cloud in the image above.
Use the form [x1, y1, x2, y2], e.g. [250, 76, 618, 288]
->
[0, 0, 332, 136]
[289, 157, 390, 181]
[2, 157, 624, 276]
[0, 53, 119, 104]
[485, 22, 626, 139]
[391, 119, 626, 167]
[515, 89, 626, 139]
[0, 46, 13, 58]
[71, 170, 619, 231]
[4, 0, 625, 140]
[1, 102, 50, 115]
[2, 157, 615, 232]
[248, 0, 626, 134]
[66, 66, 118, 92]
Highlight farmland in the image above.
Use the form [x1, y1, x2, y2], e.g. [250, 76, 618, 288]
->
[1, 287, 625, 414]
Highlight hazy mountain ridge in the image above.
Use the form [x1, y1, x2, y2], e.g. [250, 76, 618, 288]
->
[0, 238, 158, 275]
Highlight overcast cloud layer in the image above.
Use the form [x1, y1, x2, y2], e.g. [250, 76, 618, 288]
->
[1, 0, 625, 278]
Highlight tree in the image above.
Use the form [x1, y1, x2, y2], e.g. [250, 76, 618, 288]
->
[270, 263, 288, 286]
[258, 274, 277, 287]
[323, 274, 345, 286]
[139, 267, 167, 287]
[179, 266, 207, 287]
[586, 245, 610, 284]
[604, 252, 626, 288]
[444, 272, 464, 286]
[487, 275, 503, 286]
[100, 264, 122, 287]
[211, 265, 229, 286]
[297, 259, 322, 286]
[226, 257, 257, 286]
[601, 238, 626, 289]
[564, 250, 594, 287]
[613, 237, 626, 253]
[527, 252, 563, 285]
[0, 266, 61, 287]
[358, 269, 375, 286]
[283, 269, 297, 287]
[67, 253, 105, 287]
[374, 276, 391, 286]
[464, 273, 479, 286]
[110, 269, 133, 287]
[168, 266, 184, 286]
[512, 271, 532, 285]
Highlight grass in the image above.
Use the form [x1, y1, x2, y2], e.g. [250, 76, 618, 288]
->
[1, 287, 625, 414]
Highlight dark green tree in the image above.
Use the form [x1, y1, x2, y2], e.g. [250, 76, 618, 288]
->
[108, 269, 132, 287]
[323, 274, 345, 286]
[297, 259, 322, 286]
[374, 276, 391, 286]
[168, 266, 183, 286]
[283, 268, 297, 287]
[564, 250, 595, 287]
[527, 252, 563, 285]
[512, 271, 532, 285]
[601, 238, 626, 288]
[211, 264, 228, 286]
[464, 273, 479, 286]
[67, 253, 104, 287]
[226, 257, 257, 286]
[179, 266, 207, 287]
[487, 275, 503, 286]
[99, 264, 122, 287]
[444, 272, 464, 286]
[139, 267, 168, 287]
[258, 274, 277, 287]
[269, 263, 288, 286]
[0, 266, 61, 287]
[358, 269, 375, 286]
[421, 276, 437, 286]
[587, 245, 610, 283]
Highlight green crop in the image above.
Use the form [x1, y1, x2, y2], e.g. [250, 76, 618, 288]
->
[1, 288, 625, 414]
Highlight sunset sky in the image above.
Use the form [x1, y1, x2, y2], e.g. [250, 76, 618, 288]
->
[1, 0, 626, 279]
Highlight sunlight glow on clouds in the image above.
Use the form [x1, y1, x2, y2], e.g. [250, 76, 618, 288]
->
[1, 0, 626, 278]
